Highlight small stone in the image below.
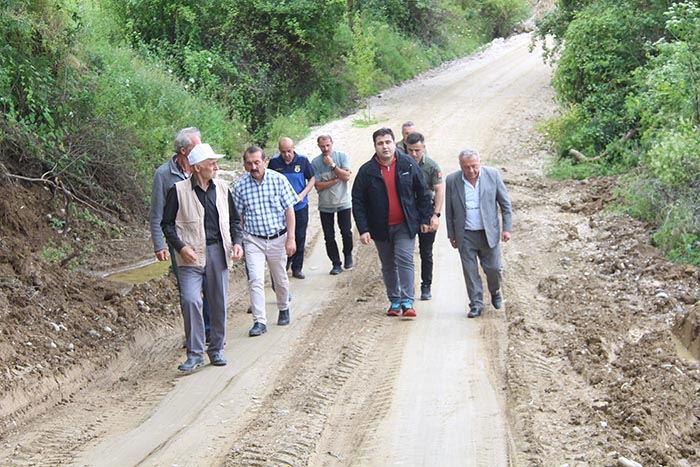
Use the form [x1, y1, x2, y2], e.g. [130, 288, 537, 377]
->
[67, 343, 74, 351]
[618, 456, 642, 467]
[49, 322, 61, 332]
[136, 300, 145, 307]
[655, 291, 669, 299]
[104, 326, 112, 333]
[632, 426, 643, 436]
[592, 400, 609, 411]
[25, 341, 32, 347]
[49, 341, 57, 349]
[88, 329, 101, 338]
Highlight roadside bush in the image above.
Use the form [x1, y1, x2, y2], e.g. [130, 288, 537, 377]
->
[87, 43, 244, 176]
[1, 0, 81, 168]
[616, 2, 700, 263]
[479, 0, 529, 37]
[620, 172, 700, 264]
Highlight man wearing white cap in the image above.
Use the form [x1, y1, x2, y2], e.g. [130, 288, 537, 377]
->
[162, 143, 244, 372]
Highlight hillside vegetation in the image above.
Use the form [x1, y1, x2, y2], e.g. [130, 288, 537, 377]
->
[1, 0, 528, 221]
[534, 0, 700, 263]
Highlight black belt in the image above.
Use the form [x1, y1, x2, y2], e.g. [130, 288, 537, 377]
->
[252, 228, 286, 240]
[206, 238, 223, 245]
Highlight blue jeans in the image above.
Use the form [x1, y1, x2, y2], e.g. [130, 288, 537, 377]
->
[374, 223, 416, 303]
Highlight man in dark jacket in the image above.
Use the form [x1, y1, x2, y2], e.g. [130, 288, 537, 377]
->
[352, 127, 432, 318]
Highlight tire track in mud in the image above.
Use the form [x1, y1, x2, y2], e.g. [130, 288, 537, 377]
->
[0, 328, 181, 466]
[225, 246, 409, 466]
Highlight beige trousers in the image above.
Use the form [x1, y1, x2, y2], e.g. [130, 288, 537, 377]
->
[243, 232, 290, 325]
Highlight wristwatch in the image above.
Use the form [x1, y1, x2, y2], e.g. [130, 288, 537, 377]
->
[434, 212, 441, 217]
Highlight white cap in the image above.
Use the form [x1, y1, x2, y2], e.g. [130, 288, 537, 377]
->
[188, 143, 225, 166]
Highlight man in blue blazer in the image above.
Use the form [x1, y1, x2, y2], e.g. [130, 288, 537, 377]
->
[445, 149, 512, 318]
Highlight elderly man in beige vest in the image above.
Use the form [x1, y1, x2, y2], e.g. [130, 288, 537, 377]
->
[162, 143, 244, 372]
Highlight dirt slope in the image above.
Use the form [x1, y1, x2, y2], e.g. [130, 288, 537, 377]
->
[1, 32, 698, 466]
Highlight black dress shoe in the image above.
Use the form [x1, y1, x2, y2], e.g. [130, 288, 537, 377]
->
[248, 322, 267, 337]
[292, 270, 305, 279]
[344, 255, 354, 270]
[420, 284, 432, 301]
[208, 350, 227, 366]
[491, 291, 503, 310]
[467, 307, 482, 318]
[178, 354, 205, 372]
[277, 309, 290, 326]
[330, 265, 343, 275]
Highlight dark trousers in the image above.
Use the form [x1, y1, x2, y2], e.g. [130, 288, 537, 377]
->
[169, 245, 210, 335]
[418, 230, 436, 287]
[320, 208, 353, 266]
[290, 206, 309, 273]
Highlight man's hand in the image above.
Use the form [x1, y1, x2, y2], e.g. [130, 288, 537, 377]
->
[502, 231, 511, 242]
[360, 232, 372, 245]
[179, 245, 198, 264]
[449, 238, 458, 249]
[419, 223, 431, 233]
[323, 154, 334, 166]
[285, 236, 297, 257]
[430, 215, 439, 232]
[155, 249, 169, 261]
[231, 244, 244, 260]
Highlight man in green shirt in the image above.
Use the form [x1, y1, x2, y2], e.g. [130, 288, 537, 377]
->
[396, 120, 416, 154]
[405, 132, 443, 300]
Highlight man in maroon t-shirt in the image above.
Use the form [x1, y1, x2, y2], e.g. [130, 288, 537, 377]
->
[351, 128, 433, 318]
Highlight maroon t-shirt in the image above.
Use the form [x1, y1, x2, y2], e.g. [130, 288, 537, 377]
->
[378, 157, 405, 226]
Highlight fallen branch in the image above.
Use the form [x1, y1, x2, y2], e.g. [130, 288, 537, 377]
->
[569, 128, 638, 164]
[59, 250, 81, 267]
[0, 164, 117, 217]
[569, 148, 603, 163]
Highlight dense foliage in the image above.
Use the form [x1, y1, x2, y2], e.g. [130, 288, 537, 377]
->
[535, 0, 700, 263]
[0, 0, 241, 217]
[106, 0, 528, 142]
[1, 0, 528, 224]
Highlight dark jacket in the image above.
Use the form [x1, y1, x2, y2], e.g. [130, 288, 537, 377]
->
[352, 152, 433, 241]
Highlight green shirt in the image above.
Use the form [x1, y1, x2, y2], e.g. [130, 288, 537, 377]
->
[418, 155, 442, 203]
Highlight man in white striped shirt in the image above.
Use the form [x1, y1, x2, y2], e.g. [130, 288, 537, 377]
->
[232, 146, 299, 336]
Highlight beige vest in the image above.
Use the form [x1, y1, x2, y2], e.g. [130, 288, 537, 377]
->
[173, 178, 233, 269]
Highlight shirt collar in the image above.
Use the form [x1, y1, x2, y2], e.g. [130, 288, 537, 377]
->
[374, 153, 396, 167]
[190, 176, 216, 191]
[462, 172, 480, 186]
[280, 153, 298, 166]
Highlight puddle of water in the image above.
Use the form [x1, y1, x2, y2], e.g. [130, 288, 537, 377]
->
[105, 261, 170, 284]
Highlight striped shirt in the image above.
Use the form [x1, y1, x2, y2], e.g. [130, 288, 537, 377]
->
[231, 169, 299, 237]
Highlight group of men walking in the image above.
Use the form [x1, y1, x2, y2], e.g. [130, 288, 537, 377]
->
[150, 124, 512, 372]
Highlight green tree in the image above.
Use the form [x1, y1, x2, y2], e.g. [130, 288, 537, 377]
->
[347, 13, 379, 124]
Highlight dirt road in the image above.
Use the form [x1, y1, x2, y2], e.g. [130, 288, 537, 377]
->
[3, 31, 698, 466]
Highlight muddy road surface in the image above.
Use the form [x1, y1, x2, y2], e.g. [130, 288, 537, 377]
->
[2, 33, 699, 467]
